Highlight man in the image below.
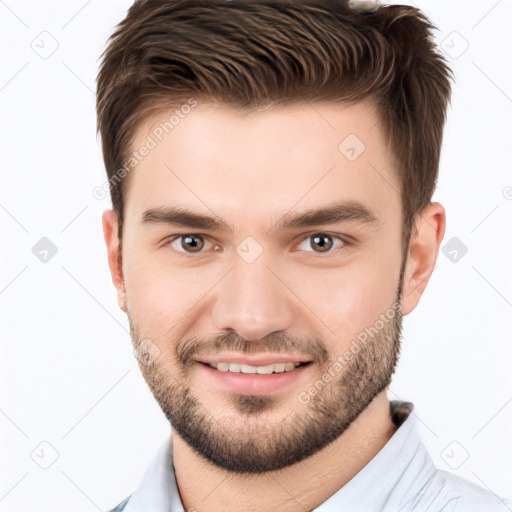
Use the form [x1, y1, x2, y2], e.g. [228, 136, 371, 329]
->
[96, 0, 512, 510]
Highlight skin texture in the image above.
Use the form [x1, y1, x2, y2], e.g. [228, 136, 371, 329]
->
[103, 99, 445, 511]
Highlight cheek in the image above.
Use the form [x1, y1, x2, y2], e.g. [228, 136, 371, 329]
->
[291, 250, 400, 348]
[123, 255, 181, 327]
[123, 254, 222, 335]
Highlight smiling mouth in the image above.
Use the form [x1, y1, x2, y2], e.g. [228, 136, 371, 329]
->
[201, 361, 312, 374]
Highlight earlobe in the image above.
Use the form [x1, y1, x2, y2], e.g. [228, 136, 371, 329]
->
[102, 209, 127, 313]
[400, 202, 446, 316]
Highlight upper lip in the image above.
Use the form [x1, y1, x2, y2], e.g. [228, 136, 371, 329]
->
[198, 353, 313, 366]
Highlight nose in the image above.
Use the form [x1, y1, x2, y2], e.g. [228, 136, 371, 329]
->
[211, 255, 294, 342]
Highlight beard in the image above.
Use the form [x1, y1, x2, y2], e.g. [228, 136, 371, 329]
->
[127, 262, 405, 475]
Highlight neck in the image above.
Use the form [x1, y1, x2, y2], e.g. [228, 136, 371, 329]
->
[171, 391, 397, 512]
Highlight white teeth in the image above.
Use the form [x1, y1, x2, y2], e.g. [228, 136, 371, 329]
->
[229, 363, 241, 372]
[211, 361, 304, 374]
[273, 363, 286, 373]
[216, 362, 230, 372]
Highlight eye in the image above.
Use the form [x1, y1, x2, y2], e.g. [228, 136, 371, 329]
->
[296, 232, 349, 254]
[163, 232, 350, 257]
[164, 234, 214, 255]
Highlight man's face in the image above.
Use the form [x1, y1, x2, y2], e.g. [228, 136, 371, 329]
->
[115, 100, 408, 473]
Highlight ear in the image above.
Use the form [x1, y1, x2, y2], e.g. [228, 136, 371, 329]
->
[400, 202, 446, 316]
[102, 209, 127, 313]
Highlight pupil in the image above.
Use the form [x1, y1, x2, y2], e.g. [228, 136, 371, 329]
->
[312, 234, 332, 252]
[183, 235, 203, 252]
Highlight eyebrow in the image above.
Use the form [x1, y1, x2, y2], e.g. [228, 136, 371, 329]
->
[140, 200, 380, 234]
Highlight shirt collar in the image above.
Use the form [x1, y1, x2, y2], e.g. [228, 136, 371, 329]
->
[313, 401, 422, 510]
[123, 434, 183, 512]
[124, 401, 424, 512]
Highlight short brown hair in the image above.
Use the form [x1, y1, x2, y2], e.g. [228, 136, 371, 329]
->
[96, 0, 453, 253]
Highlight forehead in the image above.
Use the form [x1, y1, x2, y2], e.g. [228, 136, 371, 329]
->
[124, 100, 401, 227]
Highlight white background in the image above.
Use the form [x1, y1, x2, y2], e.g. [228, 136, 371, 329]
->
[1, 0, 511, 510]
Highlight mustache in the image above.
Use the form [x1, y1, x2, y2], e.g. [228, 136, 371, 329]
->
[177, 330, 329, 367]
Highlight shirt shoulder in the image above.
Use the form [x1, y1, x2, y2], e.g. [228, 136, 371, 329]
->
[406, 469, 512, 512]
[107, 495, 131, 512]
[438, 470, 512, 511]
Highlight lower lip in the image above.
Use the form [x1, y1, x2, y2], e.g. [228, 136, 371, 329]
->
[198, 362, 313, 394]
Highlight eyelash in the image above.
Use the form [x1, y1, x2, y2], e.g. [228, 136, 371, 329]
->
[162, 232, 351, 258]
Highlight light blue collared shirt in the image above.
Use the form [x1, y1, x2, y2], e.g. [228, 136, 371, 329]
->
[110, 401, 512, 512]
